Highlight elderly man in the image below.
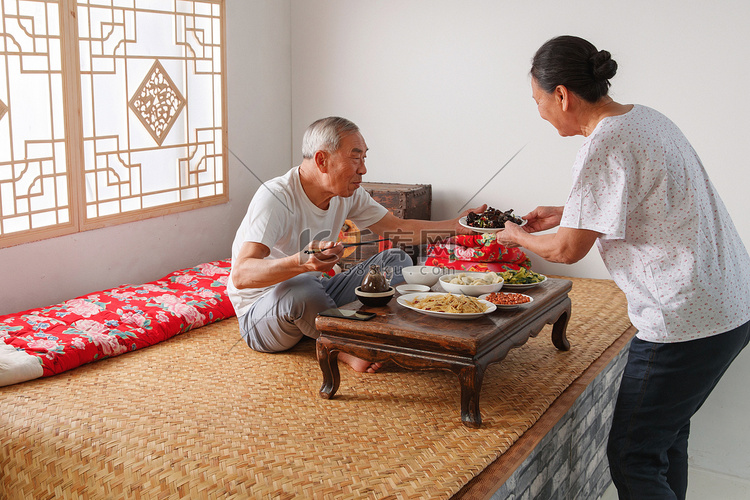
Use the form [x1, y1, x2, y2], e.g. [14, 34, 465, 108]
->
[229, 116, 482, 372]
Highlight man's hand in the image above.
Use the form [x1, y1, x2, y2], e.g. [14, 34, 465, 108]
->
[232, 240, 344, 290]
[366, 203, 488, 246]
[303, 240, 343, 273]
[521, 206, 564, 233]
[456, 204, 487, 235]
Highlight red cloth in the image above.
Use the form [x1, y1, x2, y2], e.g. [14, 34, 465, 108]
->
[427, 233, 529, 265]
[424, 257, 527, 273]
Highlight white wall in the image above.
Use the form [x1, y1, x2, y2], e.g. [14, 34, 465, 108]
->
[290, 0, 750, 480]
[0, 0, 292, 316]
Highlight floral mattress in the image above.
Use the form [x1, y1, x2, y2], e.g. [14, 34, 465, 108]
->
[0, 259, 235, 387]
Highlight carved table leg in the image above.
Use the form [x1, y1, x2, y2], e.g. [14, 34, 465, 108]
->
[317, 339, 341, 399]
[457, 364, 486, 428]
[551, 297, 572, 351]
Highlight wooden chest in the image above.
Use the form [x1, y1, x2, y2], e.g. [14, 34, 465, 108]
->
[361, 182, 432, 220]
[338, 182, 432, 269]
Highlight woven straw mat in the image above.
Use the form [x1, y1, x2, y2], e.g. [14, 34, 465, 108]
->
[1, 277, 631, 500]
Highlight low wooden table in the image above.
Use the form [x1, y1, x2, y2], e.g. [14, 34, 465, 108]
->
[315, 278, 573, 428]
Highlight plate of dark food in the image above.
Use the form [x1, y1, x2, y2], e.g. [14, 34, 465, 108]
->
[459, 207, 526, 233]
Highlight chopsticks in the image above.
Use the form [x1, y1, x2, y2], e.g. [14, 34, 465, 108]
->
[304, 238, 390, 254]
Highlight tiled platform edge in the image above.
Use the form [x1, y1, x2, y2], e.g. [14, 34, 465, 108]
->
[490, 341, 630, 500]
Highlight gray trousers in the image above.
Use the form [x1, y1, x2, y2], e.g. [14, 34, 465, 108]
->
[238, 248, 412, 352]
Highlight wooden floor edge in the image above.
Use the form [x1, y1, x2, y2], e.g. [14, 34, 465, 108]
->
[452, 325, 637, 500]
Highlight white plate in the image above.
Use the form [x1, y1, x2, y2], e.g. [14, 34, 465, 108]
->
[501, 274, 547, 290]
[397, 292, 496, 320]
[396, 284, 430, 294]
[459, 216, 526, 234]
[478, 292, 534, 309]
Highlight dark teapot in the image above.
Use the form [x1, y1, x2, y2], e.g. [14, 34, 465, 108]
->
[360, 264, 389, 292]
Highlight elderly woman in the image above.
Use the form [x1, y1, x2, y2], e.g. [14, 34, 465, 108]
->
[496, 35, 750, 499]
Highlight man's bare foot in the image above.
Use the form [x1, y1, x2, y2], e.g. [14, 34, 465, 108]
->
[339, 352, 382, 373]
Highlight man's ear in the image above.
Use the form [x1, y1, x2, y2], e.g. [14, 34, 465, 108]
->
[314, 150, 328, 171]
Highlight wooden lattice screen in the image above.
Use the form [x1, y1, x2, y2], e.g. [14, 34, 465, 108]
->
[0, 0, 227, 248]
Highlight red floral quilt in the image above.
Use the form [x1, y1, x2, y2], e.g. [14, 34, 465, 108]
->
[423, 233, 532, 273]
[0, 259, 235, 387]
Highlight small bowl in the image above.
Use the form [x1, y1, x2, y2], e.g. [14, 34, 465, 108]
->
[401, 265, 444, 286]
[396, 284, 431, 295]
[355, 286, 395, 307]
[439, 272, 504, 296]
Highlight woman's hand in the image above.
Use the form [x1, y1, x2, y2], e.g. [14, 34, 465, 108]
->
[522, 206, 564, 233]
[495, 222, 526, 248]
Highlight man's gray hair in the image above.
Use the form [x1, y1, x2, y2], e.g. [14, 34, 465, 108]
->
[301, 117, 360, 159]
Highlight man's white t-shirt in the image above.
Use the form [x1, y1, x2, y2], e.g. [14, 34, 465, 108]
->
[227, 167, 388, 317]
[560, 105, 750, 342]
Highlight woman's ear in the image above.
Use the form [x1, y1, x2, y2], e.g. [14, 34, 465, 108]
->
[555, 85, 570, 112]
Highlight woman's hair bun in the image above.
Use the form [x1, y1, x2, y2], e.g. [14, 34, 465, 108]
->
[531, 35, 617, 102]
[590, 50, 618, 81]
